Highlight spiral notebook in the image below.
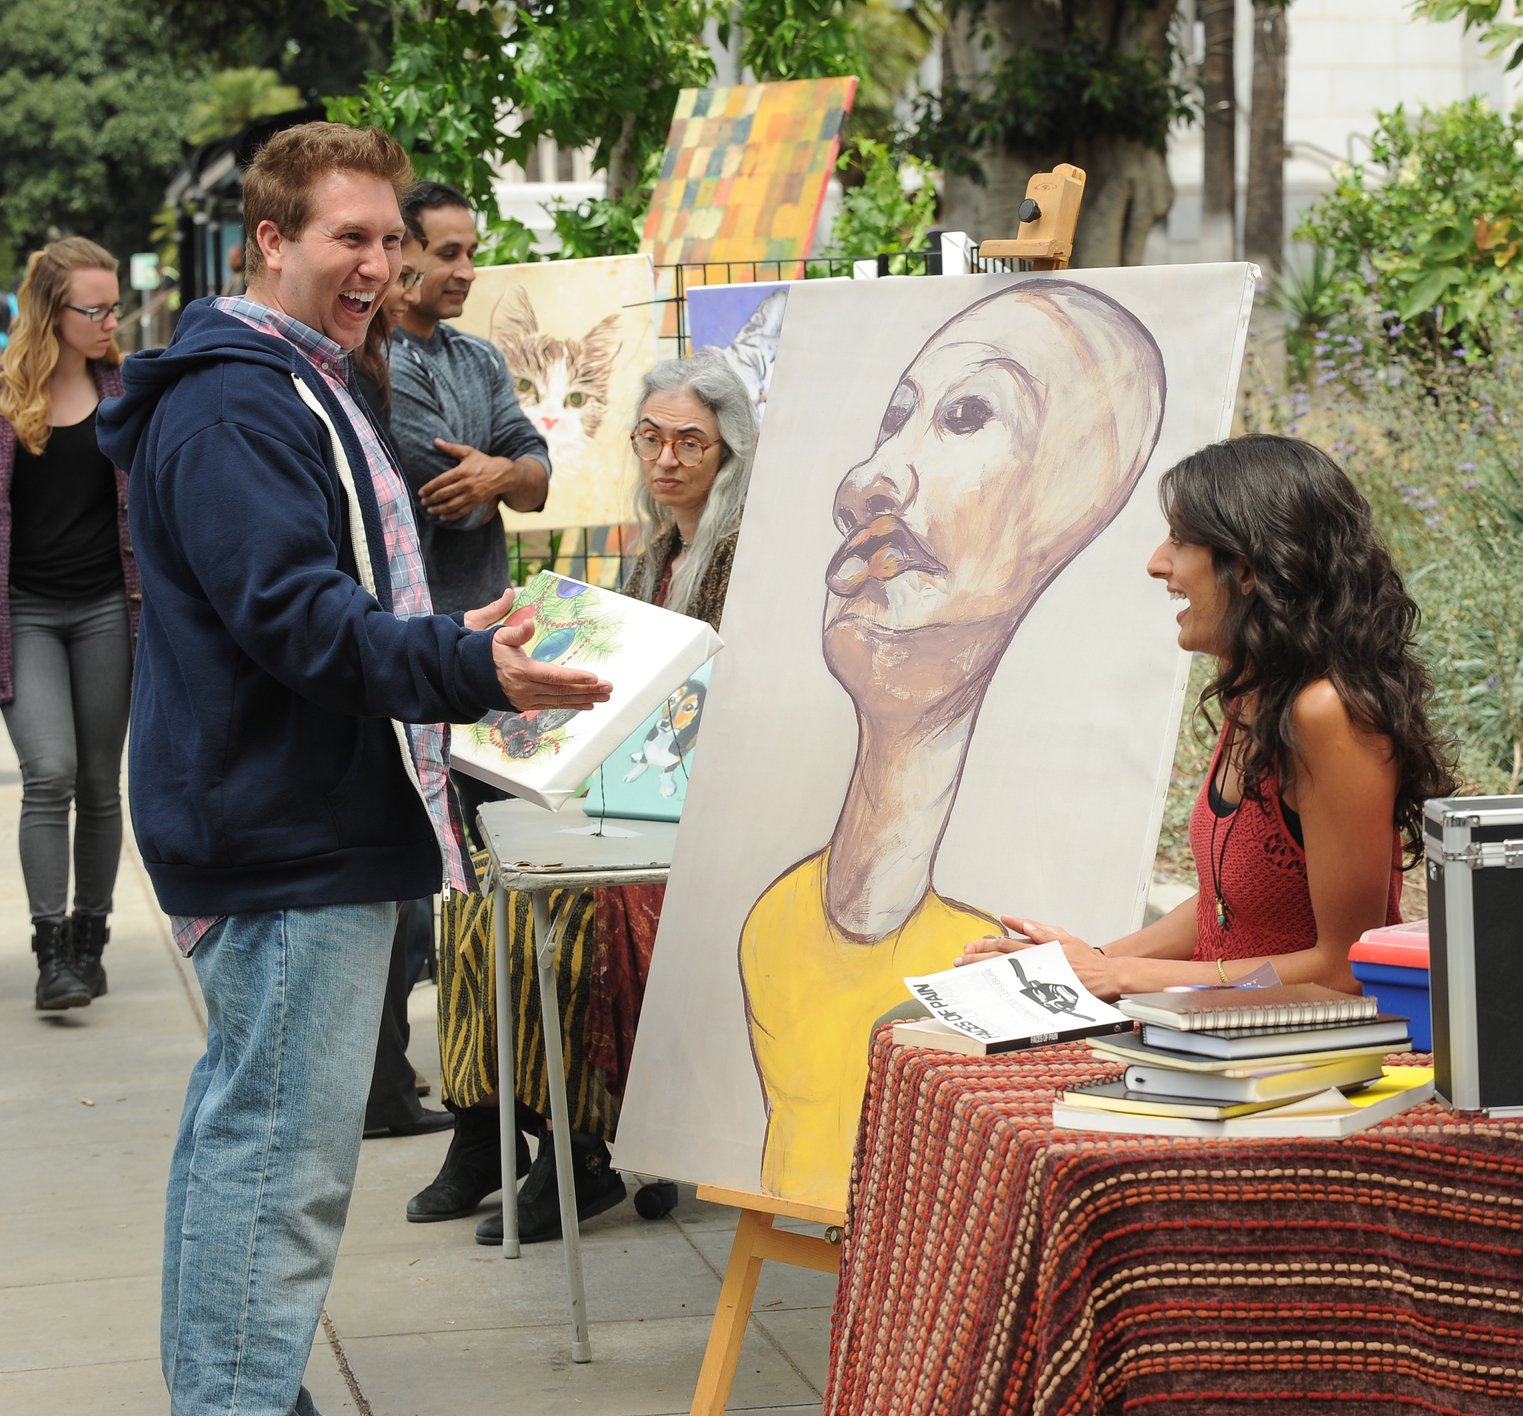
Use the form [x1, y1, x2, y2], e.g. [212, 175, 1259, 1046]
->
[1118, 984, 1379, 1033]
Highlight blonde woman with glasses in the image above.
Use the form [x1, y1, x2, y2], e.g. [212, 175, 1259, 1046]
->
[0, 238, 140, 1011]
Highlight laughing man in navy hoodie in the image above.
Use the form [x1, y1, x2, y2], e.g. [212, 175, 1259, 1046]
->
[97, 124, 612, 1416]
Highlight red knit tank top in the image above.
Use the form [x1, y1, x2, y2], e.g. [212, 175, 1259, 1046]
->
[1190, 725, 1403, 962]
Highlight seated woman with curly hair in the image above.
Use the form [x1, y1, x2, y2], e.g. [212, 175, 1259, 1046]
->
[959, 434, 1456, 997]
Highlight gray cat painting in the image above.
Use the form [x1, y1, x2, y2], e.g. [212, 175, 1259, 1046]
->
[717, 288, 788, 424]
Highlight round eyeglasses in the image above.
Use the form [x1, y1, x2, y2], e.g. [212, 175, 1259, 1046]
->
[396, 269, 425, 291]
[630, 431, 719, 467]
[64, 302, 125, 323]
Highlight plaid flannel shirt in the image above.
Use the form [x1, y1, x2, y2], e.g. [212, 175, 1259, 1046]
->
[170, 299, 470, 954]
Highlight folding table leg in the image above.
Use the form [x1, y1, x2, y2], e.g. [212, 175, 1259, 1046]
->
[531, 889, 592, 1363]
[493, 873, 520, 1257]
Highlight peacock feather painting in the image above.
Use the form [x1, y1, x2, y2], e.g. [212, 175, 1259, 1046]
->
[458, 573, 625, 766]
[450, 571, 724, 811]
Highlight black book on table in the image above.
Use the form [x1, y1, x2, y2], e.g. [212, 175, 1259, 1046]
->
[1140, 1014, 1410, 1061]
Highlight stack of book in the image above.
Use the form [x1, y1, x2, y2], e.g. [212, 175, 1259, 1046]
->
[1053, 983, 1434, 1138]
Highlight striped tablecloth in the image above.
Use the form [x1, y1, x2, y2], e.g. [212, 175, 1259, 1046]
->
[826, 1034, 1523, 1416]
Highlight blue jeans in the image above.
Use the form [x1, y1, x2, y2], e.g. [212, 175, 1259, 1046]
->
[162, 902, 397, 1416]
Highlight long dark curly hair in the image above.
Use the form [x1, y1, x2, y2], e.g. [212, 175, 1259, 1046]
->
[1159, 434, 1456, 863]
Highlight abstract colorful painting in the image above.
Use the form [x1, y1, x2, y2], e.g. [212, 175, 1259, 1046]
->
[450, 255, 657, 531]
[640, 78, 857, 267]
[616, 265, 1258, 1209]
[452, 571, 724, 811]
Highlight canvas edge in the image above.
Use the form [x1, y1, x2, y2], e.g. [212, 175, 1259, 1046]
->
[1127, 262, 1257, 931]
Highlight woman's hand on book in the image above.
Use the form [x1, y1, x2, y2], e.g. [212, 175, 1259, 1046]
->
[956, 914, 1089, 962]
[955, 916, 1127, 1000]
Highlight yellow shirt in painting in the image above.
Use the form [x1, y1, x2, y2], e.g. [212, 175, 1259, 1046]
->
[738, 849, 995, 1210]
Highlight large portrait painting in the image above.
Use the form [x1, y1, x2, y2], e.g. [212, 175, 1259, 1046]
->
[614, 266, 1257, 1210]
[450, 254, 657, 530]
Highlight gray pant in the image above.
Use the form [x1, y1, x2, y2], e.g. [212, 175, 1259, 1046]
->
[2, 586, 131, 925]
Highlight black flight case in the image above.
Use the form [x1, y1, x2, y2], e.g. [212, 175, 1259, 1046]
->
[1425, 795, 1523, 1115]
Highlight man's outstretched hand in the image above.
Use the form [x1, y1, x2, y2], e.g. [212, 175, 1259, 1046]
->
[465, 588, 612, 712]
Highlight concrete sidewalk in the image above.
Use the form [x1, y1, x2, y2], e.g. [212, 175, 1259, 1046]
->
[0, 726, 833, 1415]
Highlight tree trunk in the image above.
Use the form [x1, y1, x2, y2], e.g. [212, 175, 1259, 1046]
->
[938, 0, 1178, 268]
[1200, 0, 1236, 260]
[1244, 2, 1286, 273]
[606, 111, 641, 202]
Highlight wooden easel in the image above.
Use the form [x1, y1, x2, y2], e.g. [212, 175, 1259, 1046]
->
[978, 162, 1087, 270]
[688, 1184, 845, 1415]
[687, 163, 1085, 1414]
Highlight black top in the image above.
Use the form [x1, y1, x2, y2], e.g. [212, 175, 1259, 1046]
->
[353, 366, 391, 437]
[1208, 771, 1304, 848]
[9, 408, 124, 601]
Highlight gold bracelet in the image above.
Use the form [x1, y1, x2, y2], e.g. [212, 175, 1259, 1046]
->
[1217, 958, 1229, 985]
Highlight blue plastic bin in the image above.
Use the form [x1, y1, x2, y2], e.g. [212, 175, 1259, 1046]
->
[1349, 960, 1431, 1052]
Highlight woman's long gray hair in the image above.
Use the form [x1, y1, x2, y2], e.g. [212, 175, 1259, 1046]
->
[629, 350, 757, 616]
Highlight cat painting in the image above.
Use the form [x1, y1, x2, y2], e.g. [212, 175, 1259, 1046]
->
[455, 255, 657, 529]
[490, 284, 622, 472]
[718, 288, 788, 423]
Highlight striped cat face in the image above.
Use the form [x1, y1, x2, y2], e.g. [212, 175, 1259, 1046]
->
[490, 285, 622, 465]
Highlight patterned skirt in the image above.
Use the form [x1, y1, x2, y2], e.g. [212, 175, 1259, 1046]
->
[436, 853, 620, 1139]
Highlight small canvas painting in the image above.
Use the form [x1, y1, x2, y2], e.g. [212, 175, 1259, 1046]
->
[583, 659, 713, 822]
[687, 283, 791, 423]
[452, 572, 723, 811]
[450, 255, 657, 530]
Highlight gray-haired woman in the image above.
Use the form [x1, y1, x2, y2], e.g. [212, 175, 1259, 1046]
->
[622, 350, 757, 629]
[412, 354, 757, 1245]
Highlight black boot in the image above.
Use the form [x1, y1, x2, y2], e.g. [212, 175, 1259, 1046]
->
[405, 1106, 529, 1222]
[476, 1127, 626, 1245]
[70, 913, 109, 998]
[34, 920, 90, 1011]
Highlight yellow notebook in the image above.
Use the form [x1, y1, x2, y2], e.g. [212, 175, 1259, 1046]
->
[1052, 1067, 1434, 1139]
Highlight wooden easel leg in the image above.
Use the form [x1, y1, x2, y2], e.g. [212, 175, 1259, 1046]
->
[690, 1208, 773, 1416]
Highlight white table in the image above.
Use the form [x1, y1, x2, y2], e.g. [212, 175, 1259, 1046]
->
[475, 799, 679, 1363]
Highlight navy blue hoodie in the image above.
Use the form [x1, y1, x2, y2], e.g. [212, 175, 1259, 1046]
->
[97, 300, 511, 916]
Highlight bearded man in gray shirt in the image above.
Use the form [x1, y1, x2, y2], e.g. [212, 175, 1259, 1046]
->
[389, 181, 548, 614]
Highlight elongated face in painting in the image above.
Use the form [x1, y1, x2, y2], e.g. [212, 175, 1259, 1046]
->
[822, 281, 1166, 721]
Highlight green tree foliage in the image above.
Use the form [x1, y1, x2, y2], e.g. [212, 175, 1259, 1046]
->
[132, 0, 394, 103]
[902, 1, 1193, 185]
[0, 0, 196, 282]
[729, 0, 863, 81]
[1241, 304, 1523, 794]
[846, 0, 943, 145]
[327, 0, 716, 259]
[328, 0, 862, 261]
[909, 27, 1189, 181]
[825, 138, 937, 258]
[1296, 99, 1523, 341]
[189, 67, 303, 144]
